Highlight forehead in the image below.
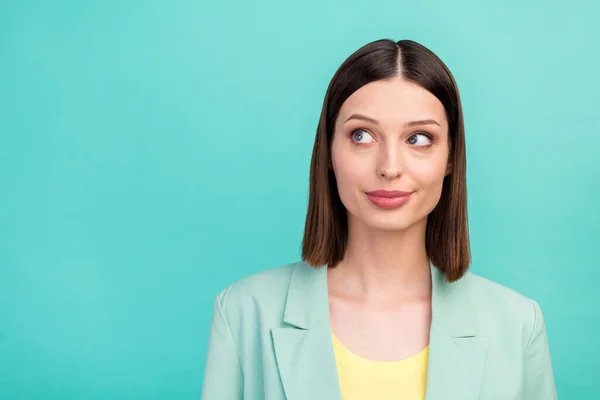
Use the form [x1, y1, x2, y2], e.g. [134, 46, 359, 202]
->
[338, 77, 447, 128]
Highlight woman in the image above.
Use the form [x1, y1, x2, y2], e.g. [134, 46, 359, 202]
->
[200, 39, 557, 400]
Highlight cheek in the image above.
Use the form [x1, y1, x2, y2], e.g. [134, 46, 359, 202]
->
[407, 155, 448, 188]
[406, 159, 447, 213]
[331, 152, 369, 210]
[334, 157, 366, 194]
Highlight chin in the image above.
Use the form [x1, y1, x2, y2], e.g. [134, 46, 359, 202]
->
[361, 213, 418, 232]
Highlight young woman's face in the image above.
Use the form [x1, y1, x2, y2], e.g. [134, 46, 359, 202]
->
[331, 76, 451, 232]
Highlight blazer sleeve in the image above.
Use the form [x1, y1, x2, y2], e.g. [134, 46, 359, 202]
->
[200, 291, 244, 399]
[523, 300, 557, 399]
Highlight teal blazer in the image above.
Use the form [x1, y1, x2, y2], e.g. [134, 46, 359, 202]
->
[200, 261, 557, 399]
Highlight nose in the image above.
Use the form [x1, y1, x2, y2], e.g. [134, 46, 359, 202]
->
[377, 145, 403, 179]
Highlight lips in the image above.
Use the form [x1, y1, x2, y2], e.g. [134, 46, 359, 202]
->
[365, 190, 412, 198]
[365, 190, 413, 209]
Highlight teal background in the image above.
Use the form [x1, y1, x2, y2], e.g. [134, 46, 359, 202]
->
[1, 0, 598, 398]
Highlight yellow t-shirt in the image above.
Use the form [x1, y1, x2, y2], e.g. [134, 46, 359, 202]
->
[332, 333, 429, 400]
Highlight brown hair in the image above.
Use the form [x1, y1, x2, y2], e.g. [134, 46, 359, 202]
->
[301, 38, 470, 282]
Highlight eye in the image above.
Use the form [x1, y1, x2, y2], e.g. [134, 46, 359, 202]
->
[350, 128, 375, 144]
[407, 132, 433, 147]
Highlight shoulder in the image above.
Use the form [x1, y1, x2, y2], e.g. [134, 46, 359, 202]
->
[212, 260, 299, 323]
[459, 270, 542, 340]
[215, 260, 297, 302]
[461, 270, 534, 307]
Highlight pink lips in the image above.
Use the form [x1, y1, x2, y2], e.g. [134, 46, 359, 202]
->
[365, 190, 412, 209]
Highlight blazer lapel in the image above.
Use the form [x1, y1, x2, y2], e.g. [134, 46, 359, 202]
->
[425, 264, 488, 400]
[271, 261, 487, 400]
[271, 262, 342, 400]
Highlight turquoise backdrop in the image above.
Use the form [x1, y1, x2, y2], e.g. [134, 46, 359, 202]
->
[1, 0, 598, 398]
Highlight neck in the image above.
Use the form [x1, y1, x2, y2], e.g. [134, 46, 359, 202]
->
[328, 216, 432, 302]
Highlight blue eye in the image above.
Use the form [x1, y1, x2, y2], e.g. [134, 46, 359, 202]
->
[408, 133, 433, 146]
[350, 129, 374, 143]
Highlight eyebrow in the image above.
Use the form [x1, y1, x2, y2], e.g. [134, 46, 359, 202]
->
[344, 113, 441, 127]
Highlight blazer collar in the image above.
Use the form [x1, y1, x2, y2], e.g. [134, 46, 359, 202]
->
[282, 260, 329, 329]
[272, 260, 487, 400]
[281, 260, 475, 335]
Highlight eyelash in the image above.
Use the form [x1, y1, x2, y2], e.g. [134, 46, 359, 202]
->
[347, 128, 435, 146]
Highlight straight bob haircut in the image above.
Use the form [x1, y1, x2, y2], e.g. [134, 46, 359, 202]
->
[301, 38, 470, 283]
